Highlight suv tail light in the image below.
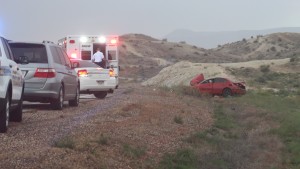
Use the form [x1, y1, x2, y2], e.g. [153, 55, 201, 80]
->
[78, 69, 88, 77]
[34, 68, 56, 78]
[109, 68, 115, 77]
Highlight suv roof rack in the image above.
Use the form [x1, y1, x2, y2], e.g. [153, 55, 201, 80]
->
[42, 40, 54, 44]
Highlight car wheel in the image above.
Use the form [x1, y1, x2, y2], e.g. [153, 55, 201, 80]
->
[69, 85, 79, 107]
[0, 92, 10, 133]
[94, 91, 107, 99]
[10, 87, 23, 122]
[222, 88, 232, 97]
[51, 86, 64, 110]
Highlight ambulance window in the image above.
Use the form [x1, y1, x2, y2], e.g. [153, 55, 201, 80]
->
[108, 51, 116, 60]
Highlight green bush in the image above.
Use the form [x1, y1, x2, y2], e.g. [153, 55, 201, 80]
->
[159, 149, 197, 169]
[53, 136, 75, 149]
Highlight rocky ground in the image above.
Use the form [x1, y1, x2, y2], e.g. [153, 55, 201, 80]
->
[0, 82, 213, 169]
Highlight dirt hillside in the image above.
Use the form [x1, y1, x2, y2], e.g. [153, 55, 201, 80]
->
[142, 58, 291, 87]
[119, 33, 300, 81]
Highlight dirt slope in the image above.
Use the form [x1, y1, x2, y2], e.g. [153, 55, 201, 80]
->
[142, 58, 290, 87]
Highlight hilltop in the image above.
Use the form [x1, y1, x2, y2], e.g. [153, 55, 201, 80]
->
[119, 33, 300, 83]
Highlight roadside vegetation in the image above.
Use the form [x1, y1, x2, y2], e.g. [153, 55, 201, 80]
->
[157, 64, 300, 169]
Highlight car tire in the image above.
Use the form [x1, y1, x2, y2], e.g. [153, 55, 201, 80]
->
[94, 91, 107, 99]
[51, 86, 64, 110]
[222, 88, 232, 97]
[9, 87, 23, 122]
[69, 85, 79, 107]
[0, 92, 10, 133]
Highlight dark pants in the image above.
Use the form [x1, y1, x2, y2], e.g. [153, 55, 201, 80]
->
[94, 61, 105, 68]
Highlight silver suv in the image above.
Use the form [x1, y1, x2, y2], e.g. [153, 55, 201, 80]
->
[9, 41, 80, 110]
[0, 37, 25, 133]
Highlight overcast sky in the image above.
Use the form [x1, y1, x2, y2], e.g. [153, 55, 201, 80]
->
[1, 0, 300, 42]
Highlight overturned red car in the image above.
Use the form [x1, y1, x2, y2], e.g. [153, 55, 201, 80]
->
[190, 74, 246, 97]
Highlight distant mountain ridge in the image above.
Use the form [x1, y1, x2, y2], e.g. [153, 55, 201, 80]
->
[165, 27, 300, 49]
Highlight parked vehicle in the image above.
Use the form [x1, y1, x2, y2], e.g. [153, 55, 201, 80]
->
[71, 60, 117, 99]
[9, 41, 80, 110]
[0, 36, 26, 133]
[190, 74, 246, 97]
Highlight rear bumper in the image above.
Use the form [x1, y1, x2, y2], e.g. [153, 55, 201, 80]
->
[79, 77, 117, 93]
[23, 82, 61, 102]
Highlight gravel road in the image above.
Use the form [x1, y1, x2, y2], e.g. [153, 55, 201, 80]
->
[0, 87, 127, 168]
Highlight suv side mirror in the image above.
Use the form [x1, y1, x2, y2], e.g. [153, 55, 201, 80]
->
[72, 62, 79, 69]
[19, 56, 29, 64]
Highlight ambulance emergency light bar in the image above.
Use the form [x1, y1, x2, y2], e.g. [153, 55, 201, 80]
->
[70, 36, 118, 45]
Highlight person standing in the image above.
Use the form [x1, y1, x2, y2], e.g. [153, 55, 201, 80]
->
[92, 48, 104, 67]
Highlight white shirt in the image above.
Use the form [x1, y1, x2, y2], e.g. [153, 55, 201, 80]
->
[92, 51, 104, 62]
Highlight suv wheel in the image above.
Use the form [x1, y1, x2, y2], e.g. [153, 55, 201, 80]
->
[51, 86, 64, 110]
[69, 85, 79, 107]
[10, 87, 23, 122]
[0, 92, 10, 133]
[94, 91, 107, 99]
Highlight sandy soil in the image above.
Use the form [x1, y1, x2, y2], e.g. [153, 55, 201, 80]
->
[142, 58, 290, 87]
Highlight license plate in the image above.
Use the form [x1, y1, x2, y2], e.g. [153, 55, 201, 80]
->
[97, 80, 104, 85]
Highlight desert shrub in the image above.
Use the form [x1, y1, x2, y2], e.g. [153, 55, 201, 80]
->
[270, 46, 276, 52]
[122, 144, 146, 159]
[290, 56, 300, 63]
[194, 51, 200, 55]
[173, 85, 202, 97]
[260, 65, 270, 73]
[174, 116, 183, 124]
[179, 41, 186, 44]
[96, 134, 109, 145]
[53, 136, 75, 149]
[159, 149, 197, 169]
[162, 38, 168, 42]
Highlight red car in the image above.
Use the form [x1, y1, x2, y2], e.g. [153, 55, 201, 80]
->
[190, 74, 246, 97]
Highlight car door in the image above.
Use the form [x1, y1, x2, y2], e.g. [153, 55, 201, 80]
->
[56, 47, 77, 99]
[1, 38, 23, 103]
[212, 78, 227, 95]
[198, 79, 213, 94]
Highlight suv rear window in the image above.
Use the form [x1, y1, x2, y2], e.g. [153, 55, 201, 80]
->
[9, 43, 48, 63]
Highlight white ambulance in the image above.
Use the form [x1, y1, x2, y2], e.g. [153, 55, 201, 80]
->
[58, 35, 119, 97]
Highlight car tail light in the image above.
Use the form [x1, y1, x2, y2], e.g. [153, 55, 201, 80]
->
[71, 53, 77, 59]
[109, 68, 115, 77]
[34, 68, 56, 78]
[69, 40, 75, 44]
[78, 69, 88, 77]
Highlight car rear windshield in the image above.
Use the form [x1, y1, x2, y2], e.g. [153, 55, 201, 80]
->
[75, 60, 100, 68]
[9, 43, 48, 63]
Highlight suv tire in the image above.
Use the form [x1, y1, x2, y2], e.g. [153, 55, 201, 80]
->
[9, 87, 23, 122]
[51, 86, 64, 110]
[0, 92, 10, 133]
[69, 85, 79, 107]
